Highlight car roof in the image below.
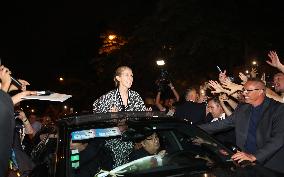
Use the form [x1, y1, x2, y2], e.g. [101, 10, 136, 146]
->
[57, 111, 175, 127]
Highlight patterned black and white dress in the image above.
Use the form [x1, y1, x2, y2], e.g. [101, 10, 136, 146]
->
[93, 88, 146, 168]
[93, 88, 146, 113]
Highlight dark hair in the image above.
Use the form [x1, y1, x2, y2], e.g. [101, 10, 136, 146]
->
[184, 87, 197, 99]
[207, 97, 221, 106]
[274, 72, 284, 78]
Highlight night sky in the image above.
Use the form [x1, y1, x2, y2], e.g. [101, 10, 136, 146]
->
[1, 0, 284, 112]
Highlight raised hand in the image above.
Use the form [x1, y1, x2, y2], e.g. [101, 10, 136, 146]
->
[267, 51, 281, 67]
[208, 80, 226, 94]
[218, 70, 228, 83]
[219, 93, 229, 102]
[267, 51, 284, 73]
[221, 79, 243, 94]
[239, 72, 248, 84]
[250, 68, 258, 78]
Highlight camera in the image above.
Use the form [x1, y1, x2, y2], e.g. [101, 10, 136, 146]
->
[156, 69, 171, 92]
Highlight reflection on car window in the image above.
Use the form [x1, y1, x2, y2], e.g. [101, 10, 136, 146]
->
[69, 125, 233, 177]
[175, 126, 233, 163]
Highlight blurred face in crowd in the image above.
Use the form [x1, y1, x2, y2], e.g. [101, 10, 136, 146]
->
[207, 100, 224, 118]
[185, 89, 198, 102]
[164, 98, 175, 107]
[141, 133, 160, 155]
[115, 67, 133, 89]
[273, 73, 284, 93]
[42, 116, 52, 126]
[29, 114, 37, 124]
[242, 81, 265, 106]
[236, 90, 245, 102]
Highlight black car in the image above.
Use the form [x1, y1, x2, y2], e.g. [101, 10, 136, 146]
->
[30, 112, 284, 177]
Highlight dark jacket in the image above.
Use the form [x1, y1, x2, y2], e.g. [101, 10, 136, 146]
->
[174, 101, 206, 125]
[129, 148, 151, 161]
[199, 97, 284, 173]
[0, 90, 15, 177]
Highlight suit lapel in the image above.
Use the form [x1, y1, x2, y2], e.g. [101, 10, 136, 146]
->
[256, 97, 270, 127]
[256, 97, 271, 144]
[239, 104, 252, 148]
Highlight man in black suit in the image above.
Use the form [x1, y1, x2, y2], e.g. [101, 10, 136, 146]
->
[206, 97, 235, 144]
[174, 87, 206, 124]
[199, 78, 284, 173]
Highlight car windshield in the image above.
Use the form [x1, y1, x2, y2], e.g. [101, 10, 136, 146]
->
[68, 118, 233, 177]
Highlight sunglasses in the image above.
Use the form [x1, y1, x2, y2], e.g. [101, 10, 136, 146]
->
[242, 88, 263, 93]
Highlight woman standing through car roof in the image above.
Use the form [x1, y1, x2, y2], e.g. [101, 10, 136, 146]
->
[93, 66, 146, 113]
[92, 66, 147, 168]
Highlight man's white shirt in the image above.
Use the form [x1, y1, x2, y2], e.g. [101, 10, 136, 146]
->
[211, 113, 226, 122]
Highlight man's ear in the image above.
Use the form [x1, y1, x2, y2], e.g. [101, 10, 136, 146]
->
[259, 89, 264, 95]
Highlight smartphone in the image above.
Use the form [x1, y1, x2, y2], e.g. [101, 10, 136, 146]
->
[216, 66, 222, 73]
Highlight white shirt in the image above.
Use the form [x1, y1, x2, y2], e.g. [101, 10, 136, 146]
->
[211, 113, 226, 122]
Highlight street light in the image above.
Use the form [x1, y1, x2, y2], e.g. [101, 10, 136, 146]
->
[59, 77, 64, 81]
[108, 34, 116, 40]
[252, 60, 257, 66]
[156, 59, 165, 66]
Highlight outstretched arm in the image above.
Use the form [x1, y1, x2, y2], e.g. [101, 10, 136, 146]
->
[155, 91, 165, 111]
[267, 51, 284, 73]
[18, 110, 35, 135]
[12, 91, 37, 105]
[219, 94, 233, 116]
[168, 83, 180, 102]
[266, 88, 284, 103]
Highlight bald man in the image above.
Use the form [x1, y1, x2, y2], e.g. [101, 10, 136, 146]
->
[199, 78, 284, 173]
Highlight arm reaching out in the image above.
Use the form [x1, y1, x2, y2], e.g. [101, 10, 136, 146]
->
[12, 90, 37, 105]
[267, 51, 284, 73]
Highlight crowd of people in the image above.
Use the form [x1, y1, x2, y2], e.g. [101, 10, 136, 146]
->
[1, 50, 284, 176]
[0, 65, 57, 177]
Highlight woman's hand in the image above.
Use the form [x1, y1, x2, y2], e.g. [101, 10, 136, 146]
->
[12, 90, 37, 105]
[8, 79, 30, 92]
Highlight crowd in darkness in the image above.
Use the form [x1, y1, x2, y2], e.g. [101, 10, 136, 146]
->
[149, 51, 284, 173]
[1, 50, 284, 176]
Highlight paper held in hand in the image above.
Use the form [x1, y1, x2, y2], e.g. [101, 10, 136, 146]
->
[22, 92, 72, 102]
